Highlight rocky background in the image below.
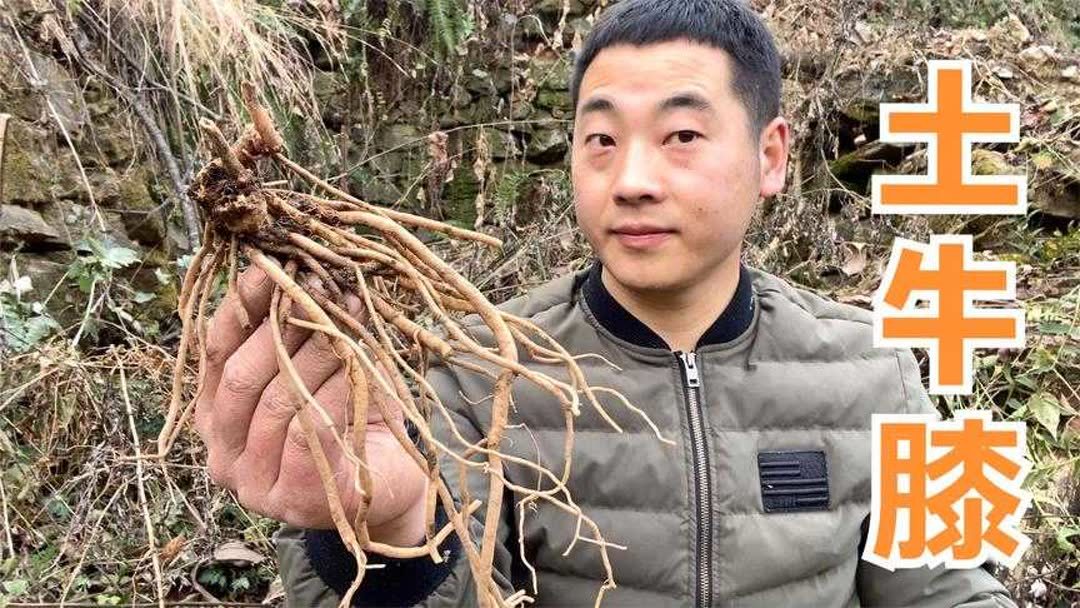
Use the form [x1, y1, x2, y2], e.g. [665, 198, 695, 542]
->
[0, 0, 1077, 604]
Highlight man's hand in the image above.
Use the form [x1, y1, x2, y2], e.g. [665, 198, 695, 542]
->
[193, 265, 429, 547]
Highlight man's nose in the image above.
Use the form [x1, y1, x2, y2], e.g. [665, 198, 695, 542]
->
[613, 139, 665, 205]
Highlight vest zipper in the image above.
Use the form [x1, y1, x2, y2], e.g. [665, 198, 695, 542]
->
[677, 350, 711, 608]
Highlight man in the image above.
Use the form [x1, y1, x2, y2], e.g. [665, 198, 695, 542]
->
[196, 0, 1020, 605]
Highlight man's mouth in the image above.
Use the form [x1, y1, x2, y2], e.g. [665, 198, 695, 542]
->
[610, 224, 675, 249]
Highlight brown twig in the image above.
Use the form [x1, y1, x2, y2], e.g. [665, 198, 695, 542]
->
[0, 113, 9, 204]
[116, 351, 166, 608]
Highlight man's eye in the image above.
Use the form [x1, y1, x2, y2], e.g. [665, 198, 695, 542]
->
[667, 130, 702, 145]
[586, 134, 615, 148]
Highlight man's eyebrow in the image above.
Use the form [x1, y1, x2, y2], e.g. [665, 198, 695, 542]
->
[579, 96, 615, 116]
[658, 92, 714, 114]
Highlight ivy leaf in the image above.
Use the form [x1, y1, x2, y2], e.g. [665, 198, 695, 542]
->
[1028, 392, 1061, 439]
[0, 303, 60, 353]
[3, 578, 29, 595]
[100, 244, 139, 269]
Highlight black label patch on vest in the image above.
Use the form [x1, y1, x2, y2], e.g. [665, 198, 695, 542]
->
[757, 450, 830, 513]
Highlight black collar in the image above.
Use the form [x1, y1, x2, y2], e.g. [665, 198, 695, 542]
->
[580, 259, 755, 350]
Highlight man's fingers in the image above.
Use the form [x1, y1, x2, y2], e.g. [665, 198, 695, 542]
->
[244, 366, 350, 508]
[196, 271, 324, 440]
[233, 301, 357, 485]
[203, 304, 313, 454]
[203, 265, 274, 371]
[365, 360, 407, 428]
[242, 291, 365, 445]
[247, 330, 346, 438]
[193, 266, 275, 438]
[197, 266, 274, 415]
[269, 370, 427, 529]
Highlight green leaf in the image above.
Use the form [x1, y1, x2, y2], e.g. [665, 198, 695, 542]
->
[100, 244, 139, 269]
[198, 566, 228, 587]
[131, 291, 156, 304]
[76, 273, 94, 294]
[1015, 375, 1038, 392]
[46, 495, 72, 521]
[75, 237, 139, 269]
[1039, 321, 1072, 335]
[1028, 392, 1062, 439]
[76, 236, 105, 258]
[0, 300, 61, 353]
[1055, 526, 1080, 554]
[1, 580, 28, 596]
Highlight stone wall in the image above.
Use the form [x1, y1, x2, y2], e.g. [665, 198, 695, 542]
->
[0, 24, 174, 334]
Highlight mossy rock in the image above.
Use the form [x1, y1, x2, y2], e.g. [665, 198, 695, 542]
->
[375, 123, 421, 152]
[535, 89, 572, 112]
[491, 67, 515, 96]
[465, 69, 498, 97]
[348, 166, 402, 207]
[532, 55, 571, 92]
[971, 149, 1011, 176]
[313, 70, 351, 130]
[0, 204, 62, 249]
[450, 83, 473, 109]
[82, 120, 136, 167]
[535, 0, 589, 18]
[523, 126, 569, 165]
[51, 168, 122, 206]
[1, 120, 77, 205]
[38, 201, 133, 251]
[442, 167, 481, 228]
[116, 168, 166, 247]
[2, 145, 52, 205]
[828, 141, 905, 194]
[487, 130, 519, 161]
[511, 100, 536, 121]
[1030, 151, 1080, 220]
[0, 85, 43, 122]
[839, 99, 881, 125]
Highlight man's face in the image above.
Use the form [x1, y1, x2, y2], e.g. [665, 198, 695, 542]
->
[571, 39, 788, 295]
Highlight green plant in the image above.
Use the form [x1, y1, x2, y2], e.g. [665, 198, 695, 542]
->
[412, 0, 473, 58]
[0, 274, 60, 354]
[67, 236, 148, 345]
[196, 562, 272, 599]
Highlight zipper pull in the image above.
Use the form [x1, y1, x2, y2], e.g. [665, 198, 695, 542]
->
[679, 351, 701, 388]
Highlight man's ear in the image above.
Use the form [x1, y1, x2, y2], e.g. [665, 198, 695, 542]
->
[758, 116, 790, 198]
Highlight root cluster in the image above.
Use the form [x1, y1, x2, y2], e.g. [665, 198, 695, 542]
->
[157, 84, 672, 608]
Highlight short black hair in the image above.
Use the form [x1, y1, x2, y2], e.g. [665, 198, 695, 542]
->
[570, 0, 782, 135]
